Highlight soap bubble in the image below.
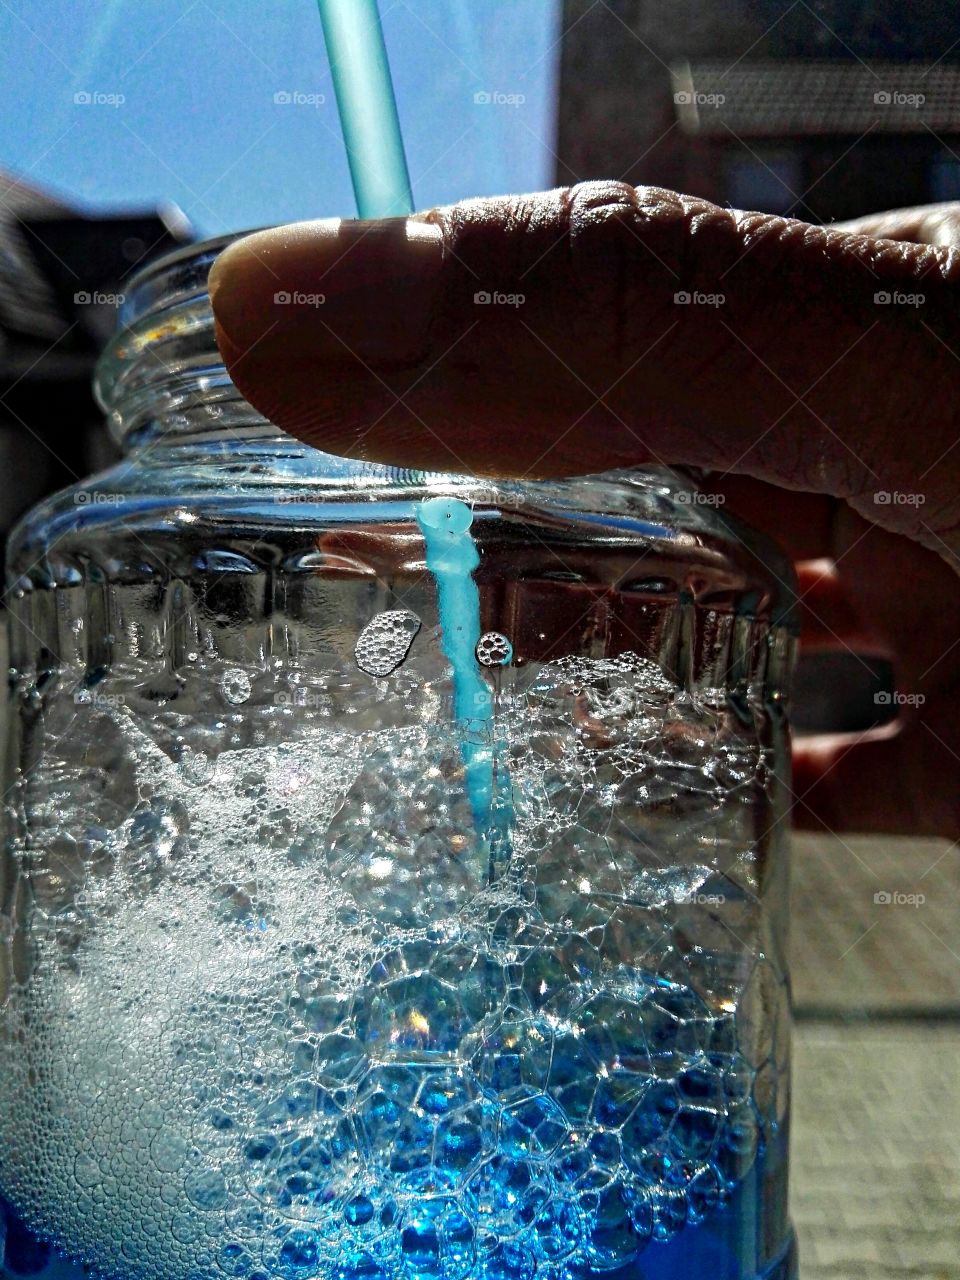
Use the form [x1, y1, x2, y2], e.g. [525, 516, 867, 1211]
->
[220, 670, 252, 706]
[476, 632, 513, 667]
[355, 611, 421, 678]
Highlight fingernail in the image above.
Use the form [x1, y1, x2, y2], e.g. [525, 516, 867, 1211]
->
[210, 216, 444, 366]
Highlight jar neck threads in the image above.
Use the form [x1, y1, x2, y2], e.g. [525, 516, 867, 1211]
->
[95, 233, 283, 452]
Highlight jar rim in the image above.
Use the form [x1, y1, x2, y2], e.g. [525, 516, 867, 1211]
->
[94, 228, 278, 446]
[120, 228, 265, 298]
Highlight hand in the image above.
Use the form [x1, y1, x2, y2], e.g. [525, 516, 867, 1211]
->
[210, 183, 960, 839]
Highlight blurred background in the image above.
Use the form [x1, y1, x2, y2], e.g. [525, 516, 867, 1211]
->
[0, 0, 559, 543]
[5, 0, 960, 551]
[0, 3, 957, 1277]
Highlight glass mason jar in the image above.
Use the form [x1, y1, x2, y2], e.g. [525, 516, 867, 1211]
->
[1, 235, 798, 1280]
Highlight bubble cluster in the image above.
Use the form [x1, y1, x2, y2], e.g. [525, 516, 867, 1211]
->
[475, 633, 512, 668]
[0, 651, 788, 1280]
[355, 611, 422, 678]
[220, 669, 252, 705]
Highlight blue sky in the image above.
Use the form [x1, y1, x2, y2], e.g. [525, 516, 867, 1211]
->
[0, 0, 561, 236]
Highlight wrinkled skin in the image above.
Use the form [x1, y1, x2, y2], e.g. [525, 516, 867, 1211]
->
[211, 183, 960, 838]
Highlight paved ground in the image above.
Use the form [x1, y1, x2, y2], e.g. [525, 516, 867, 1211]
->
[790, 832, 960, 1017]
[792, 1021, 960, 1279]
[790, 833, 960, 1279]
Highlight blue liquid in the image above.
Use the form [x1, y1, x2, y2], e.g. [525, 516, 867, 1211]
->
[2, 1150, 795, 1280]
[1, 1199, 86, 1280]
[2, 1019, 796, 1280]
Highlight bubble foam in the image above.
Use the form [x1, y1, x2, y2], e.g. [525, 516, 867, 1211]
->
[0, 651, 784, 1279]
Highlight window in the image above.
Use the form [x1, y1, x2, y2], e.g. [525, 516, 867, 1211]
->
[725, 150, 802, 213]
[929, 154, 960, 202]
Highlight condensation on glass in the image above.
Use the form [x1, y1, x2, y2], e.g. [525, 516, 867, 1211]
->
[0, 235, 798, 1280]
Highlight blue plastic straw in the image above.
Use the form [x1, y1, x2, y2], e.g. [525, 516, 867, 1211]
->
[316, 0, 414, 217]
[315, 4, 510, 843]
[416, 499, 494, 827]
